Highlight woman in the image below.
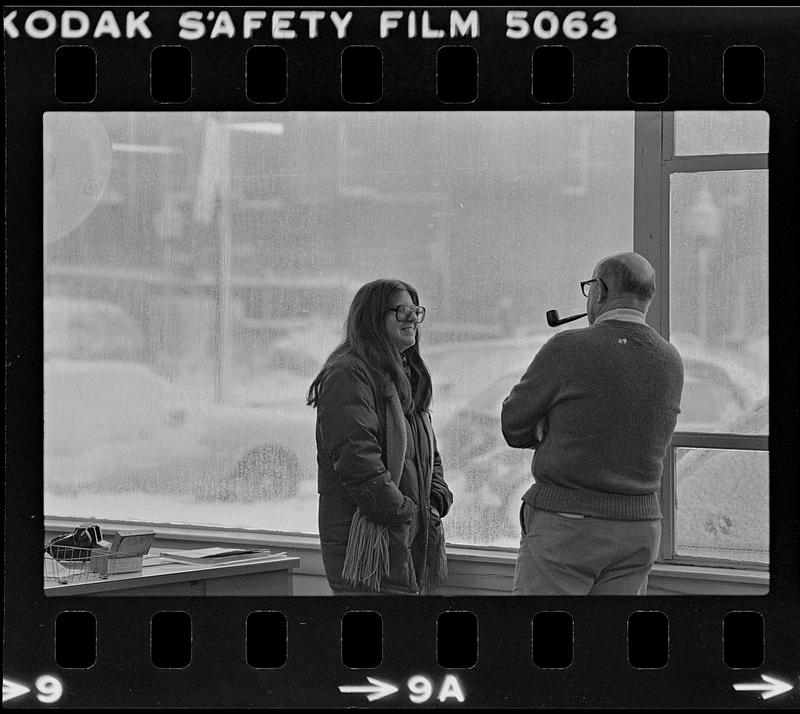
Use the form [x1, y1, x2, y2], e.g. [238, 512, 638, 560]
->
[307, 279, 453, 594]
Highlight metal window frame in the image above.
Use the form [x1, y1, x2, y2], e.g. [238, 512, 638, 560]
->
[634, 111, 769, 567]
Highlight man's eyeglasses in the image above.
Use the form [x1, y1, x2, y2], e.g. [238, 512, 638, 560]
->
[387, 305, 426, 323]
[581, 278, 607, 298]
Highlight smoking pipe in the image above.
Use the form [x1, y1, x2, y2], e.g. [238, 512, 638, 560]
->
[545, 309, 588, 327]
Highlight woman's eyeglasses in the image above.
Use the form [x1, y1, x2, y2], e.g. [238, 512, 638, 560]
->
[387, 305, 426, 323]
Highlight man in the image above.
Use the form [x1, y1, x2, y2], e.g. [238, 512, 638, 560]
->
[501, 252, 684, 595]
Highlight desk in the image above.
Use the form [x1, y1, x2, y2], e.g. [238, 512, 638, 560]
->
[44, 555, 301, 596]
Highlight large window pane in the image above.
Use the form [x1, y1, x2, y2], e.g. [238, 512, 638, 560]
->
[675, 447, 768, 564]
[44, 111, 634, 543]
[674, 111, 768, 156]
[669, 170, 768, 434]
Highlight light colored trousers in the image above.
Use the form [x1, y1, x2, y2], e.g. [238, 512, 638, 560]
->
[512, 503, 661, 596]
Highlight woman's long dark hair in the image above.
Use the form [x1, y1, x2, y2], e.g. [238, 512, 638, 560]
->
[307, 279, 433, 414]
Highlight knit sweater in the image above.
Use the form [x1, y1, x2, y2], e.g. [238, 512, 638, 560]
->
[501, 320, 684, 520]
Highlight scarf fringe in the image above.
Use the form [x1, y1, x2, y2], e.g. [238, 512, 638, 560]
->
[342, 508, 390, 592]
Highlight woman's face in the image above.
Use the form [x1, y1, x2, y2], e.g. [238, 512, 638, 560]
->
[384, 288, 419, 353]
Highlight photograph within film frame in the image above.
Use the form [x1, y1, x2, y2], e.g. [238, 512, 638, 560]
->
[5, 5, 799, 709]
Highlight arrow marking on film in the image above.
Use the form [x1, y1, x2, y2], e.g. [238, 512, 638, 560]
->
[733, 674, 794, 700]
[339, 677, 399, 702]
[3, 679, 31, 704]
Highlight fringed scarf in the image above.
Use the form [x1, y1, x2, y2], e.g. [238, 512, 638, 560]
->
[341, 507, 448, 593]
[341, 508, 390, 591]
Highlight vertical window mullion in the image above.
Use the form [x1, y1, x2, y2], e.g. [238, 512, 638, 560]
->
[633, 112, 666, 333]
[661, 110, 675, 161]
[661, 112, 676, 560]
[634, 111, 676, 561]
[659, 446, 676, 561]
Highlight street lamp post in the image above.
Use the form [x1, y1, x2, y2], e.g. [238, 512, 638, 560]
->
[193, 114, 233, 404]
[684, 183, 721, 346]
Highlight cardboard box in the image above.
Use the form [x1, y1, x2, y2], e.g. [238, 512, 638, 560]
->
[90, 530, 155, 577]
[91, 553, 144, 575]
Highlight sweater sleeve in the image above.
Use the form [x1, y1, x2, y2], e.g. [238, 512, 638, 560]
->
[501, 337, 564, 448]
[317, 365, 413, 525]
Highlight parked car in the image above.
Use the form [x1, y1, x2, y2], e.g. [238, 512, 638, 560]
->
[425, 335, 549, 545]
[427, 335, 765, 546]
[44, 360, 317, 503]
[226, 320, 343, 408]
[44, 296, 148, 361]
[670, 334, 764, 434]
[426, 335, 550, 415]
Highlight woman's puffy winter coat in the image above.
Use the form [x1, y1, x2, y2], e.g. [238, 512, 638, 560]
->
[315, 354, 452, 594]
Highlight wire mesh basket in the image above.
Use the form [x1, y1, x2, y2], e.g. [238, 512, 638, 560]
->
[44, 545, 109, 585]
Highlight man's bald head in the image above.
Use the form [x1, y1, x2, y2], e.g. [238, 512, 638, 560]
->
[595, 253, 656, 304]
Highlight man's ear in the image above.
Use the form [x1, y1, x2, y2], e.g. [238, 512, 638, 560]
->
[596, 279, 607, 304]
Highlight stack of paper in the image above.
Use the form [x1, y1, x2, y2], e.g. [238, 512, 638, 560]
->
[158, 547, 287, 566]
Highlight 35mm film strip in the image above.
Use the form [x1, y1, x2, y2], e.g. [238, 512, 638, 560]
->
[5, 5, 799, 709]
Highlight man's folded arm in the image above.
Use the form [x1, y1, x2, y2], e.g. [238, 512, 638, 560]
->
[501, 344, 561, 448]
